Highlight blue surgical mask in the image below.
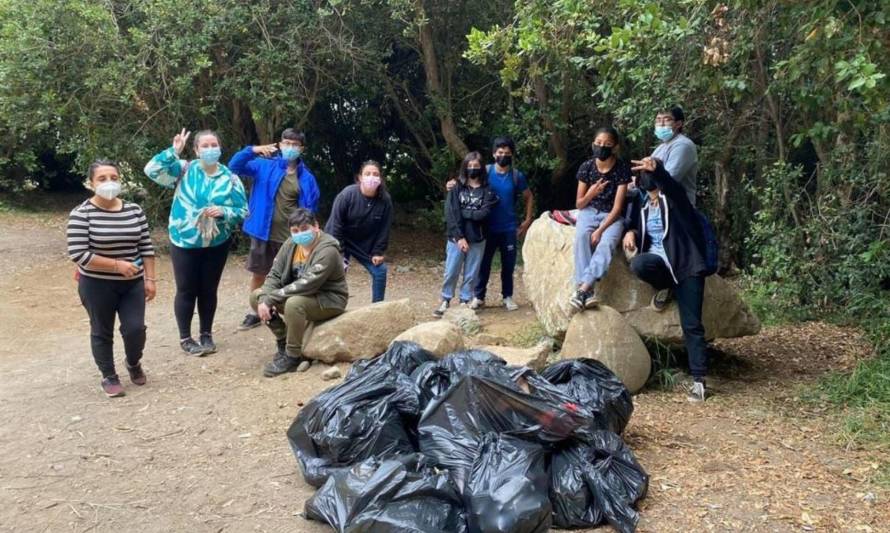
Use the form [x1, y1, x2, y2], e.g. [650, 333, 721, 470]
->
[281, 146, 302, 161]
[200, 146, 222, 164]
[654, 126, 674, 142]
[291, 230, 315, 247]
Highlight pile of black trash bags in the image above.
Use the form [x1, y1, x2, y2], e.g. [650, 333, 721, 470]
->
[288, 341, 649, 533]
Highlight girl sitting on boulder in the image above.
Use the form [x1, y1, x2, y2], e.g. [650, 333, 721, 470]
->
[570, 127, 632, 311]
[434, 151, 499, 317]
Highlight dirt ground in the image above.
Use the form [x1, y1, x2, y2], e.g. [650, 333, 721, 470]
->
[0, 203, 888, 533]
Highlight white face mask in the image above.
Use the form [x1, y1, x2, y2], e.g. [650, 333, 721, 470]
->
[95, 181, 121, 200]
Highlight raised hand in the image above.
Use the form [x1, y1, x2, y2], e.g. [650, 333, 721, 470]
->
[172, 128, 191, 156]
[252, 144, 279, 157]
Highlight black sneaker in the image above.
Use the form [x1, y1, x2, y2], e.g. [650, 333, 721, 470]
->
[569, 289, 598, 311]
[238, 313, 262, 330]
[651, 288, 673, 312]
[199, 333, 217, 354]
[180, 337, 207, 357]
[263, 352, 302, 377]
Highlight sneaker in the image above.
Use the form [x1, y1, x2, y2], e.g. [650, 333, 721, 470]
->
[433, 300, 449, 318]
[687, 380, 708, 402]
[651, 288, 673, 312]
[180, 337, 207, 357]
[126, 363, 146, 386]
[263, 352, 302, 377]
[199, 333, 217, 354]
[238, 313, 262, 330]
[569, 289, 599, 312]
[503, 297, 519, 312]
[468, 298, 484, 310]
[101, 375, 125, 398]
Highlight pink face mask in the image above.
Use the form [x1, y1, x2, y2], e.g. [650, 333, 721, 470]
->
[361, 175, 382, 189]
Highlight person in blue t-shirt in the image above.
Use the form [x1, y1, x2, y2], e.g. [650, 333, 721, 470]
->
[449, 136, 534, 311]
[228, 128, 321, 330]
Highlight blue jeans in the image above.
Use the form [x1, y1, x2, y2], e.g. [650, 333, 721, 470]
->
[630, 253, 708, 378]
[475, 230, 517, 300]
[441, 240, 485, 302]
[352, 255, 388, 303]
[573, 207, 624, 287]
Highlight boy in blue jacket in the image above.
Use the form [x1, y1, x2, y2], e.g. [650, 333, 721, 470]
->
[229, 128, 321, 330]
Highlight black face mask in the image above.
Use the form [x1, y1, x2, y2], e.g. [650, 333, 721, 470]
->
[495, 155, 512, 167]
[466, 168, 483, 179]
[592, 145, 613, 161]
[636, 171, 658, 192]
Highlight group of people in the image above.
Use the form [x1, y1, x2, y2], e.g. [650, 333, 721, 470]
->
[67, 105, 712, 402]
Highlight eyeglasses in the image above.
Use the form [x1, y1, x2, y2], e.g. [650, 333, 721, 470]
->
[654, 117, 675, 126]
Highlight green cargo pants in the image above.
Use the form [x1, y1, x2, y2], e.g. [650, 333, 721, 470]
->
[250, 289, 344, 358]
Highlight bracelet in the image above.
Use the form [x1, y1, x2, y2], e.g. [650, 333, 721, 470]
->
[145, 277, 157, 282]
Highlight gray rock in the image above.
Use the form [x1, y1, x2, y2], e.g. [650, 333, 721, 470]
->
[303, 299, 416, 363]
[321, 366, 342, 380]
[393, 321, 465, 357]
[442, 307, 481, 335]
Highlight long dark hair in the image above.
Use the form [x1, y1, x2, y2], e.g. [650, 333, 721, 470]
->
[457, 151, 486, 187]
[592, 126, 622, 158]
[355, 159, 387, 196]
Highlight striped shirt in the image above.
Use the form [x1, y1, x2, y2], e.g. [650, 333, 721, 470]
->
[67, 200, 155, 280]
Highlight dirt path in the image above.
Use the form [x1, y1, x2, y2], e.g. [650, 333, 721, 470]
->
[0, 208, 887, 533]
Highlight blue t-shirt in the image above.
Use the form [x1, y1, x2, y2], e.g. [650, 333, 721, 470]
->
[646, 203, 669, 264]
[485, 165, 528, 233]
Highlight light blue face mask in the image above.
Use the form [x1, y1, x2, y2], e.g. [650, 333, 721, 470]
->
[200, 146, 222, 164]
[281, 146, 302, 161]
[291, 230, 316, 246]
[654, 126, 675, 142]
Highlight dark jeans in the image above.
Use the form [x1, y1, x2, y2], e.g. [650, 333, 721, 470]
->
[169, 239, 231, 339]
[630, 253, 708, 378]
[475, 230, 518, 300]
[349, 255, 387, 303]
[77, 275, 146, 378]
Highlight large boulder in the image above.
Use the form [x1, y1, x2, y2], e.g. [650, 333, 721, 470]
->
[560, 306, 652, 393]
[442, 307, 481, 335]
[304, 299, 416, 363]
[393, 321, 465, 357]
[522, 213, 761, 342]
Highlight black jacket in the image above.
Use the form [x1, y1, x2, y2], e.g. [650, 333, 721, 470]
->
[627, 161, 707, 283]
[324, 184, 393, 262]
[445, 184, 499, 243]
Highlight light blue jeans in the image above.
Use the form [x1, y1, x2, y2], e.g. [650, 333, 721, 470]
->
[442, 240, 485, 302]
[573, 207, 624, 287]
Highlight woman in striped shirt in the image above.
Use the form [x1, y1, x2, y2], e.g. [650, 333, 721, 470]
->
[67, 160, 156, 398]
[144, 128, 248, 356]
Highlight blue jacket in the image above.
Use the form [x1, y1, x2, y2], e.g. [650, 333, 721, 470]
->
[228, 146, 320, 241]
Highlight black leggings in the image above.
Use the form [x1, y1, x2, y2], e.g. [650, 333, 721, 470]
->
[78, 276, 146, 378]
[169, 239, 231, 339]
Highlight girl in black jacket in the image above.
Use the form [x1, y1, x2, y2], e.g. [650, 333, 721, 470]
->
[434, 152, 499, 317]
[624, 157, 709, 401]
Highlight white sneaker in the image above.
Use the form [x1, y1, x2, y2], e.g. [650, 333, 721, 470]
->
[503, 297, 519, 311]
[468, 298, 484, 310]
[433, 300, 449, 317]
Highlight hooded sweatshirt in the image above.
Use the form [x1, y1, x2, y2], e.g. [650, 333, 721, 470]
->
[259, 231, 348, 310]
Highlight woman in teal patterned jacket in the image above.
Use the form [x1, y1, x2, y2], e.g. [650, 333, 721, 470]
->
[144, 128, 248, 356]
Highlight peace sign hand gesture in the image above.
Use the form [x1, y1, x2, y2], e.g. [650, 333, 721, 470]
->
[172, 128, 191, 156]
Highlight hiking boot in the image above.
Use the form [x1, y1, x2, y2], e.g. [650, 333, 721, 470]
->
[199, 333, 217, 354]
[468, 298, 484, 310]
[180, 337, 207, 357]
[101, 375, 125, 398]
[433, 300, 449, 318]
[263, 352, 302, 377]
[238, 313, 262, 330]
[687, 380, 708, 403]
[651, 288, 673, 312]
[503, 297, 519, 312]
[126, 363, 146, 386]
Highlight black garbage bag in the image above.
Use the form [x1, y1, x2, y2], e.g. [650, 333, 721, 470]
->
[347, 341, 436, 380]
[465, 434, 551, 533]
[541, 358, 634, 435]
[287, 363, 420, 487]
[418, 374, 589, 491]
[549, 431, 649, 533]
[305, 453, 468, 533]
[414, 349, 510, 411]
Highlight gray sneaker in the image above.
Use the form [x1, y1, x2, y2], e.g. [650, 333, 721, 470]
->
[687, 381, 708, 402]
[263, 352, 302, 377]
[503, 297, 519, 311]
[433, 300, 449, 318]
[180, 337, 207, 357]
[651, 288, 673, 312]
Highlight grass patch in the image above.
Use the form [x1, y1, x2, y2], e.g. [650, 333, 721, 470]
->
[644, 337, 684, 390]
[508, 321, 548, 348]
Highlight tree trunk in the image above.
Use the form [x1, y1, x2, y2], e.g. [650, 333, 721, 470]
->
[532, 67, 569, 185]
[415, 2, 468, 159]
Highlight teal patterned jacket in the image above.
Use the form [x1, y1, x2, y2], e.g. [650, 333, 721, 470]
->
[144, 147, 248, 249]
